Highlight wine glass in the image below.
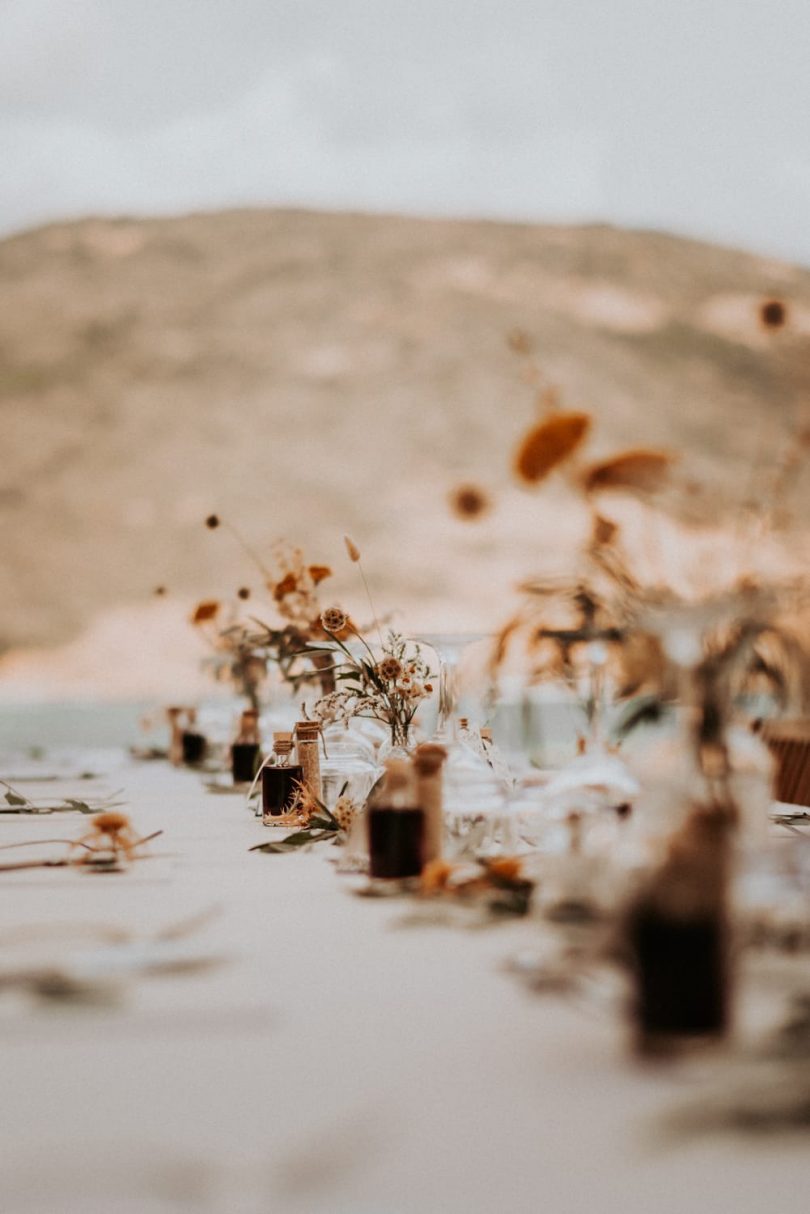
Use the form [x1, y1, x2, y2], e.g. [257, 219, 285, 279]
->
[413, 632, 488, 741]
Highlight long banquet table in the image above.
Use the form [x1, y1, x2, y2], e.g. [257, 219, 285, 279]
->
[0, 755, 808, 1212]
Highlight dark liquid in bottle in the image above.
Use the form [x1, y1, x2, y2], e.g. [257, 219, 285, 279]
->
[181, 731, 207, 765]
[232, 742, 261, 784]
[261, 764, 304, 817]
[631, 908, 727, 1040]
[368, 806, 425, 879]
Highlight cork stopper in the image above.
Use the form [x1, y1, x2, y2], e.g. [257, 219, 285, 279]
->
[384, 756, 414, 791]
[458, 717, 469, 731]
[480, 727, 492, 743]
[413, 743, 447, 775]
[295, 720, 321, 739]
[272, 731, 294, 756]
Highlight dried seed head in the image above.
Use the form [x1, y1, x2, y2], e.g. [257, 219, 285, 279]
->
[344, 535, 361, 563]
[237, 587, 251, 600]
[321, 607, 349, 633]
[205, 514, 221, 529]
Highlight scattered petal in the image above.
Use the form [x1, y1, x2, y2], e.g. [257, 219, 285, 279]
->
[582, 449, 675, 496]
[191, 600, 220, 624]
[514, 412, 591, 485]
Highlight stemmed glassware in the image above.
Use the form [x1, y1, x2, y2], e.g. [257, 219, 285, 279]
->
[414, 633, 507, 847]
[412, 632, 487, 742]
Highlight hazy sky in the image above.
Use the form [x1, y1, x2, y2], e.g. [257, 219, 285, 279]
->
[2, 0, 809, 262]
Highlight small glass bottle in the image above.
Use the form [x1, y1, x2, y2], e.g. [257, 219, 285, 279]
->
[181, 708, 207, 766]
[231, 709, 262, 785]
[295, 721, 322, 802]
[261, 732, 304, 820]
[368, 757, 425, 881]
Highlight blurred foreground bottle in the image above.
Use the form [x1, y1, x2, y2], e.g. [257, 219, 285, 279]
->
[368, 757, 425, 881]
[624, 802, 733, 1055]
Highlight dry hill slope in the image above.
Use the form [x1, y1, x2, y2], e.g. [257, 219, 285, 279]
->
[1, 208, 808, 652]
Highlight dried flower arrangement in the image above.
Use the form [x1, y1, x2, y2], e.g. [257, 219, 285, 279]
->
[280, 537, 437, 750]
[249, 784, 361, 854]
[187, 516, 343, 705]
[0, 812, 162, 874]
[309, 620, 433, 751]
[420, 856, 534, 918]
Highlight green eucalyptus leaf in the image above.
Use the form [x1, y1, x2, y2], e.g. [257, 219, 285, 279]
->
[309, 813, 338, 832]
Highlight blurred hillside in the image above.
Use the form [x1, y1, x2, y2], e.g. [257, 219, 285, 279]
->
[1, 208, 809, 668]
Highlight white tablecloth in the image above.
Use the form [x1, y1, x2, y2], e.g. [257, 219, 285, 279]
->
[0, 758, 808, 1212]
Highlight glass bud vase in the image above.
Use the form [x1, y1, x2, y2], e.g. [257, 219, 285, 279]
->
[377, 719, 414, 764]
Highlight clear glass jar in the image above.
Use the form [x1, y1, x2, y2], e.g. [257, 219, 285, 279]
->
[320, 728, 378, 811]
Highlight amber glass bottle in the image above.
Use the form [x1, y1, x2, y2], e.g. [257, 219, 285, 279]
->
[181, 709, 207, 766]
[626, 805, 732, 1053]
[261, 733, 304, 819]
[231, 710, 262, 784]
[368, 758, 425, 880]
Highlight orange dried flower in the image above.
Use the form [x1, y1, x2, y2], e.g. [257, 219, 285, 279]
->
[514, 412, 591, 485]
[308, 564, 332, 585]
[191, 600, 220, 624]
[486, 857, 523, 882]
[422, 859, 455, 893]
[582, 449, 675, 495]
[273, 572, 298, 601]
[450, 483, 490, 519]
